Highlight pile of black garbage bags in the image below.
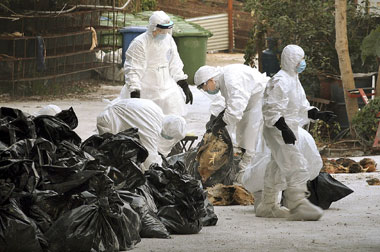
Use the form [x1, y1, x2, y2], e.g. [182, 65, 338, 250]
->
[0, 107, 217, 252]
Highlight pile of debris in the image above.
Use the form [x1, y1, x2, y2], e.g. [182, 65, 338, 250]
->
[321, 157, 377, 174]
[0, 106, 216, 252]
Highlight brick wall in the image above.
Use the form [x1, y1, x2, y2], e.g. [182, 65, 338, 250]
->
[157, 0, 253, 51]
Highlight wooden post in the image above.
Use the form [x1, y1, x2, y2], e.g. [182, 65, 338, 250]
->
[376, 63, 380, 97]
[335, 0, 358, 135]
[228, 0, 233, 52]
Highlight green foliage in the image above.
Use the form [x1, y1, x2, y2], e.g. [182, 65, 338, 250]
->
[310, 120, 341, 144]
[361, 25, 380, 63]
[352, 97, 380, 146]
[141, 0, 157, 11]
[243, 0, 379, 97]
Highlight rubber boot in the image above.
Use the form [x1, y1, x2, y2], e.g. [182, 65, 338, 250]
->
[253, 190, 262, 213]
[284, 185, 323, 221]
[255, 190, 289, 218]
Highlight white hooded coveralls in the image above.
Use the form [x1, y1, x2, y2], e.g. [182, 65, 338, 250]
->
[196, 64, 269, 155]
[262, 45, 316, 191]
[120, 11, 187, 116]
[97, 98, 185, 171]
[242, 126, 322, 193]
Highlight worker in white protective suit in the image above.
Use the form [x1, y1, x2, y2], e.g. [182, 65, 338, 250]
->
[241, 126, 322, 214]
[119, 11, 193, 116]
[257, 45, 336, 221]
[194, 64, 269, 176]
[96, 98, 186, 171]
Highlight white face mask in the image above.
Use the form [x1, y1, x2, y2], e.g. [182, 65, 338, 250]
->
[155, 34, 167, 41]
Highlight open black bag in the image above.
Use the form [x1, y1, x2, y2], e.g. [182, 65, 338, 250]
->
[33, 115, 81, 146]
[55, 107, 78, 130]
[307, 172, 354, 209]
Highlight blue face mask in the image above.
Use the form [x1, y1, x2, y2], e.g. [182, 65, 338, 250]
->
[206, 89, 219, 95]
[155, 34, 167, 41]
[296, 59, 306, 73]
[161, 132, 173, 140]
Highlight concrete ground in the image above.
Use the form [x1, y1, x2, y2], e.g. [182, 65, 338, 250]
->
[1, 53, 380, 251]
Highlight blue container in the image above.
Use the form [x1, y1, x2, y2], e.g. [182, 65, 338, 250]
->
[119, 26, 147, 67]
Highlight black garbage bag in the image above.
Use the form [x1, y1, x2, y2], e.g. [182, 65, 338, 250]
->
[33, 115, 81, 146]
[82, 128, 149, 168]
[118, 189, 170, 239]
[307, 172, 354, 209]
[55, 107, 78, 130]
[34, 191, 85, 221]
[0, 138, 36, 160]
[0, 159, 39, 193]
[54, 140, 88, 164]
[98, 129, 149, 168]
[0, 198, 44, 252]
[31, 138, 57, 166]
[46, 203, 120, 252]
[157, 205, 202, 234]
[0, 138, 58, 170]
[18, 192, 53, 233]
[201, 197, 218, 226]
[146, 162, 207, 234]
[41, 169, 103, 194]
[0, 107, 36, 148]
[117, 160, 146, 191]
[0, 181, 14, 205]
[47, 174, 141, 252]
[0, 107, 36, 147]
[111, 201, 142, 250]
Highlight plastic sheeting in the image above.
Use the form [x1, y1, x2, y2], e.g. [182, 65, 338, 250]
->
[307, 172, 354, 209]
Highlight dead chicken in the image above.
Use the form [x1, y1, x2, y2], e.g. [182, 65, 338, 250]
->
[206, 183, 254, 206]
[197, 132, 229, 182]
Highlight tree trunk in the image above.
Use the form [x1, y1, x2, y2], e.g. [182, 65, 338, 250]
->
[335, 0, 358, 136]
[376, 60, 380, 97]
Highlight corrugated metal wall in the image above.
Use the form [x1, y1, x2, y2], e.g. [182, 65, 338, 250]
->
[186, 13, 232, 52]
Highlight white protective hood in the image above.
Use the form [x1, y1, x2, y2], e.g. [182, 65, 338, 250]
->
[263, 45, 313, 129]
[34, 104, 62, 116]
[194, 65, 222, 86]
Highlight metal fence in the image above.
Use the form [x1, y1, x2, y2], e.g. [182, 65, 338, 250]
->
[0, 1, 135, 96]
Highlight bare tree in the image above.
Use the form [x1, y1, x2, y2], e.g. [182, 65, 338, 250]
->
[335, 0, 358, 135]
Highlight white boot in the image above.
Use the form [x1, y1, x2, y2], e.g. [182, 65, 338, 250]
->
[253, 190, 262, 213]
[255, 191, 289, 218]
[284, 185, 323, 221]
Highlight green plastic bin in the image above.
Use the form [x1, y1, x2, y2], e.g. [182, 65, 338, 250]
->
[172, 23, 212, 85]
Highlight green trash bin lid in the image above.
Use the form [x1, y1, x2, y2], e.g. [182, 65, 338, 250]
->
[173, 23, 212, 37]
[135, 11, 212, 37]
